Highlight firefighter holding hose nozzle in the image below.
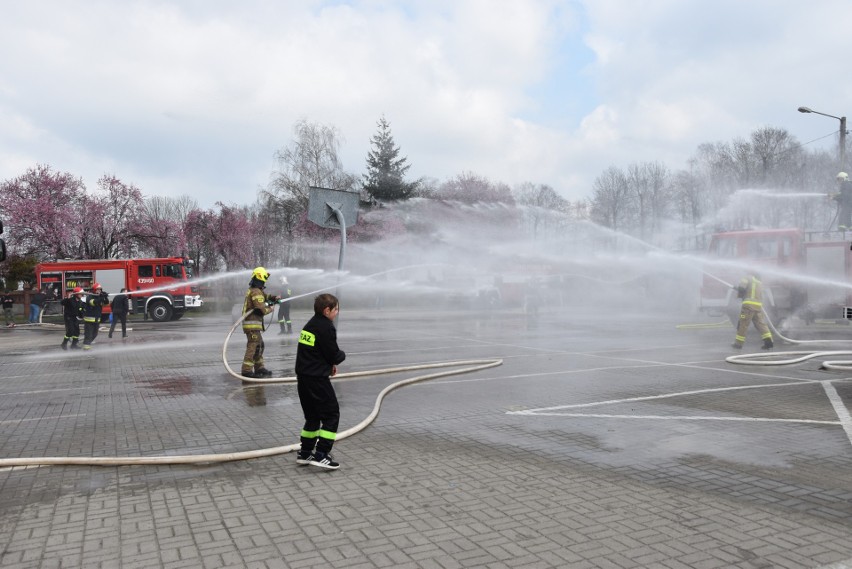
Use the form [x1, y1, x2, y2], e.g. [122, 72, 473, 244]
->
[731, 273, 773, 351]
[82, 283, 109, 350]
[240, 267, 281, 379]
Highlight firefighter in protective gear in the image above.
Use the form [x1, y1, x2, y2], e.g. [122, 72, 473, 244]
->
[241, 267, 280, 378]
[82, 283, 109, 350]
[60, 287, 85, 350]
[731, 274, 773, 350]
[277, 276, 292, 334]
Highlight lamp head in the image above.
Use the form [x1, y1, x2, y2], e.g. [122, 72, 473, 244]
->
[798, 106, 813, 113]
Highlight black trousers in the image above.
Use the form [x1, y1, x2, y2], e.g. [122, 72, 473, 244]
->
[83, 320, 100, 345]
[109, 312, 127, 337]
[63, 318, 80, 340]
[297, 375, 340, 454]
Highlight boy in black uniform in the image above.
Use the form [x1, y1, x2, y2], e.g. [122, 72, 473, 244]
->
[60, 287, 84, 349]
[295, 293, 345, 470]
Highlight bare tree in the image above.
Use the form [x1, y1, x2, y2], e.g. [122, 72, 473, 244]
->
[627, 161, 671, 241]
[590, 166, 631, 232]
[434, 172, 514, 205]
[269, 119, 358, 208]
[515, 182, 570, 239]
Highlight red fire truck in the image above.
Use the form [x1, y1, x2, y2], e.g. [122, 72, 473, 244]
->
[699, 228, 852, 325]
[35, 257, 203, 322]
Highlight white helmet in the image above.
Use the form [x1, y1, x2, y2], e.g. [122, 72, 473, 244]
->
[838, 172, 849, 181]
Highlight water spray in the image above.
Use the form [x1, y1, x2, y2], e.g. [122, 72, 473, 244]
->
[0, 267, 502, 468]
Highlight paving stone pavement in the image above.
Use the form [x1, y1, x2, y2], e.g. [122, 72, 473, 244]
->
[0, 306, 851, 568]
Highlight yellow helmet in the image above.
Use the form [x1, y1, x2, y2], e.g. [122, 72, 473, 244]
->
[252, 266, 270, 282]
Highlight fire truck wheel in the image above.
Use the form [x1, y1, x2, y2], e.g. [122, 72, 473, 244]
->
[148, 300, 173, 322]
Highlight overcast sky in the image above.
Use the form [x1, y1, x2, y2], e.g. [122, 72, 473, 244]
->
[2, 0, 852, 208]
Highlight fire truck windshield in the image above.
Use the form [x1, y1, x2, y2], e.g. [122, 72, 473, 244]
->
[164, 264, 184, 279]
[714, 238, 737, 258]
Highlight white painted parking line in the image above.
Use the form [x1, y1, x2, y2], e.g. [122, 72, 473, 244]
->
[510, 412, 839, 425]
[0, 414, 86, 425]
[509, 378, 852, 449]
[507, 381, 815, 413]
[822, 380, 852, 446]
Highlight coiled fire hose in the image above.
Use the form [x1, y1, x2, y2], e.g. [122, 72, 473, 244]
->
[0, 305, 502, 468]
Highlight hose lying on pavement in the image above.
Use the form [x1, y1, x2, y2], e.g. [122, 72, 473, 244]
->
[726, 308, 852, 369]
[727, 350, 852, 370]
[0, 310, 502, 468]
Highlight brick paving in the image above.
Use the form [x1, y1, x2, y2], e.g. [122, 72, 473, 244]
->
[0, 307, 851, 568]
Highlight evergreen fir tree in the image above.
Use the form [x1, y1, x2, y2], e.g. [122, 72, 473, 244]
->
[363, 116, 417, 202]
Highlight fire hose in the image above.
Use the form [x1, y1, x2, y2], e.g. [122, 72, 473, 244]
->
[726, 306, 852, 369]
[0, 305, 502, 468]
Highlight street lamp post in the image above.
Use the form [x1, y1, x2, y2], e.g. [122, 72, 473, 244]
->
[799, 106, 851, 229]
[798, 106, 847, 171]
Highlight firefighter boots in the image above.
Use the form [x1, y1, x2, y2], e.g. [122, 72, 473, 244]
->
[731, 343, 743, 350]
[70, 339, 81, 350]
[762, 339, 774, 350]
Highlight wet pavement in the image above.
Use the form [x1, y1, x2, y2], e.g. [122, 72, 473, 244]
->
[1, 305, 851, 568]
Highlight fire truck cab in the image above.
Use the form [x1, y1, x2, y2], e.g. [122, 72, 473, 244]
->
[36, 257, 202, 322]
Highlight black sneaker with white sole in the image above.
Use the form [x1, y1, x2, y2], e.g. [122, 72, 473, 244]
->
[296, 451, 312, 465]
[308, 452, 339, 470]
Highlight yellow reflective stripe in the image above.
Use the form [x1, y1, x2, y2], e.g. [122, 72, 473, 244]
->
[252, 294, 265, 302]
[83, 317, 97, 322]
[743, 300, 762, 307]
[301, 429, 319, 438]
[318, 429, 337, 441]
[299, 330, 315, 346]
[243, 322, 263, 330]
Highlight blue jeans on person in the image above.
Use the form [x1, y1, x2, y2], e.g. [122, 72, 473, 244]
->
[29, 304, 40, 323]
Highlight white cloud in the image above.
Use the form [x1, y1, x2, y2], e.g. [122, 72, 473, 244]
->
[3, 0, 852, 208]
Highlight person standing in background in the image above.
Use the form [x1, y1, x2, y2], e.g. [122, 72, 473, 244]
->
[2, 291, 14, 327]
[29, 288, 46, 323]
[108, 288, 131, 339]
[277, 276, 293, 334]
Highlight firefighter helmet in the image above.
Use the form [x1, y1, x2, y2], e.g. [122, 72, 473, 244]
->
[72, 287, 83, 294]
[251, 267, 270, 283]
[838, 172, 849, 182]
[92, 283, 102, 291]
